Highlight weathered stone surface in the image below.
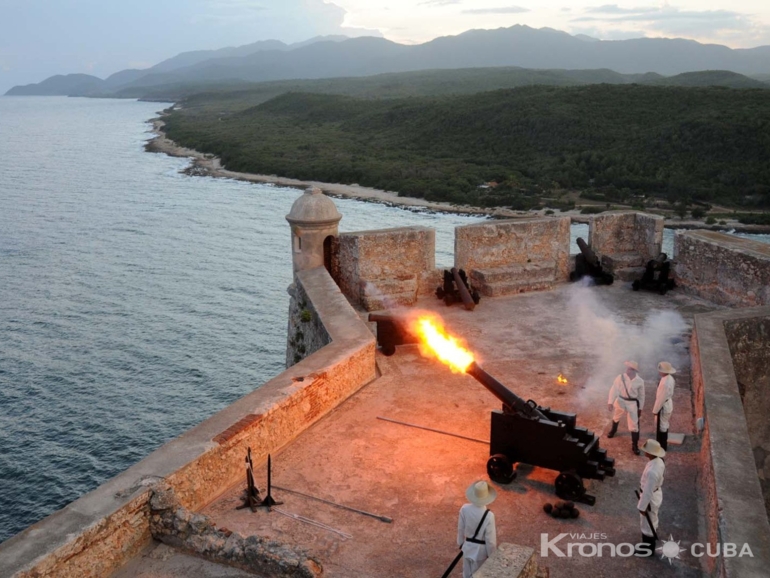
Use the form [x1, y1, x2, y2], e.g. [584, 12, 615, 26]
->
[692, 307, 770, 578]
[149, 486, 179, 512]
[455, 217, 570, 296]
[337, 226, 436, 310]
[588, 211, 664, 273]
[675, 230, 770, 307]
[475, 543, 538, 578]
[150, 488, 321, 577]
[286, 280, 331, 368]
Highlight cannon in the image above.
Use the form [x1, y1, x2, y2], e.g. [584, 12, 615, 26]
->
[467, 361, 615, 505]
[435, 268, 480, 310]
[368, 313, 417, 356]
[632, 253, 676, 295]
[570, 238, 613, 285]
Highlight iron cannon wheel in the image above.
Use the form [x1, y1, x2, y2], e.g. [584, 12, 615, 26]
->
[382, 344, 396, 356]
[487, 454, 516, 484]
[555, 471, 585, 501]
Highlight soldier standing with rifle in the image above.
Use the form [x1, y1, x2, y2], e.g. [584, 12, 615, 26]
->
[653, 362, 676, 451]
[636, 439, 666, 557]
[607, 361, 645, 455]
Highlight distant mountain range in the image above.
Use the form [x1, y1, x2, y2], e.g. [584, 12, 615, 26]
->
[6, 26, 770, 97]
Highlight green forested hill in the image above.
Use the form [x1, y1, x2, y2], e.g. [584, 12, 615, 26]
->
[163, 84, 770, 209]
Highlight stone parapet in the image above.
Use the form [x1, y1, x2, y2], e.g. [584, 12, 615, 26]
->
[455, 217, 570, 296]
[588, 211, 664, 274]
[691, 308, 770, 578]
[675, 230, 770, 307]
[475, 543, 539, 578]
[337, 226, 436, 310]
[0, 267, 376, 578]
[148, 487, 321, 577]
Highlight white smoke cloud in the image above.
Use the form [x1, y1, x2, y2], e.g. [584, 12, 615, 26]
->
[567, 278, 688, 399]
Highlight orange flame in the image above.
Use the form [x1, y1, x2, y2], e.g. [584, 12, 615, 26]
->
[557, 373, 568, 385]
[413, 316, 475, 373]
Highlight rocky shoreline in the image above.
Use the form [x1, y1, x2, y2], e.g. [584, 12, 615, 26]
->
[145, 118, 770, 235]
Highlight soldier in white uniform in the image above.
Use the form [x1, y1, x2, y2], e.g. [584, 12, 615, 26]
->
[457, 481, 497, 578]
[607, 361, 645, 455]
[637, 439, 666, 557]
[653, 361, 676, 450]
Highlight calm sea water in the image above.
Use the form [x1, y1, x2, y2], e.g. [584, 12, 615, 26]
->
[0, 97, 766, 544]
[0, 97, 487, 543]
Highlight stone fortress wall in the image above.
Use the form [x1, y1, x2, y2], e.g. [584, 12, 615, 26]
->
[3, 199, 770, 577]
[675, 230, 770, 307]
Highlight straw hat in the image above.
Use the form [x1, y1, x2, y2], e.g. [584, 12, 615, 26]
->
[657, 361, 676, 374]
[640, 439, 666, 458]
[466, 480, 497, 506]
[624, 361, 639, 371]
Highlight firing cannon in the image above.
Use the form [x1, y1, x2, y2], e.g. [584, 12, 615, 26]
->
[467, 361, 616, 505]
[632, 253, 676, 295]
[436, 268, 480, 310]
[570, 238, 613, 285]
[368, 313, 417, 356]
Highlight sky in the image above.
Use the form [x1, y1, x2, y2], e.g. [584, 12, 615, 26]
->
[1, 0, 770, 93]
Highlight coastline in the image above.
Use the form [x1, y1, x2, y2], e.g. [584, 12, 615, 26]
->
[145, 118, 770, 234]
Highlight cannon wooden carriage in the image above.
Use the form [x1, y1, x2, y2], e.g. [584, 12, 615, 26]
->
[467, 362, 616, 505]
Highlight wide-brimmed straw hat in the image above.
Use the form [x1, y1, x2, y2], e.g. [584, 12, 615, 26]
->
[624, 361, 639, 371]
[640, 439, 666, 458]
[657, 361, 676, 374]
[466, 480, 497, 506]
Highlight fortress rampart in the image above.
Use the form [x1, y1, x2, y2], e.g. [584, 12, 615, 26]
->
[2, 199, 770, 577]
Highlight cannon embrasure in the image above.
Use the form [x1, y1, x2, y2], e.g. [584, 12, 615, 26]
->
[570, 237, 614, 285]
[632, 253, 676, 295]
[413, 316, 616, 506]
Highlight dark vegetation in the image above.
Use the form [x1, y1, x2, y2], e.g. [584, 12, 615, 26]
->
[163, 83, 770, 210]
[129, 67, 767, 103]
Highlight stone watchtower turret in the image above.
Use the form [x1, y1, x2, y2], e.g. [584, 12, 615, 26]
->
[285, 187, 342, 368]
[285, 187, 342, 275]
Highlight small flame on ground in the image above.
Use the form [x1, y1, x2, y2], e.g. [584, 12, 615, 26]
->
[413, 316, 474, 373]
[557, 374, 568, 385]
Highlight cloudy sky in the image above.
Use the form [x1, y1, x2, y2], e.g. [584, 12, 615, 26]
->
[1, 0, 769, 92]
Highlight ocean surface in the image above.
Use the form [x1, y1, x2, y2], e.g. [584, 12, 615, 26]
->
[0, 96, 766, 544]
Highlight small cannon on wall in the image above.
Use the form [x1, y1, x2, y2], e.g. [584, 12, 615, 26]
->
[436, 268, 480, 310]
[467, 362, 616, 505]
[632, 253, 676, 295]
[368, 313, 417, 356]
[570, 238, 614, 285]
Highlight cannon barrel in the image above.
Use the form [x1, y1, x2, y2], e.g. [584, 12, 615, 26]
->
[576, 237, 599, 268]
[451, 267, 476, 311]
[467, 361, 547, 420]
[368, 313, 405, 324]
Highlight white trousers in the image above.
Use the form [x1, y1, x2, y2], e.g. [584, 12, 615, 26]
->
[463, 556, 484, 578]
[613, 398, 639, 432]
[657, 399, 673, 433]
[640, 489, 663, 536]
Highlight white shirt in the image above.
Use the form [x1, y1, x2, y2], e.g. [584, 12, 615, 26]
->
[653, 375, 675, 414]
[457, 503, 496, 561]
[637, 457, 665, 511]
[608, 373, 645, 409]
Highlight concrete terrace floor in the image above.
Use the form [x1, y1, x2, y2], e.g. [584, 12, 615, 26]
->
[118, 282, 721, 578]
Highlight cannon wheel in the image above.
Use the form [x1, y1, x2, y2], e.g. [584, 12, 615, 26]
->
[381, 344, 396, 356]
[487, 454, 516, 484]
[555, 471, 585, 501]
